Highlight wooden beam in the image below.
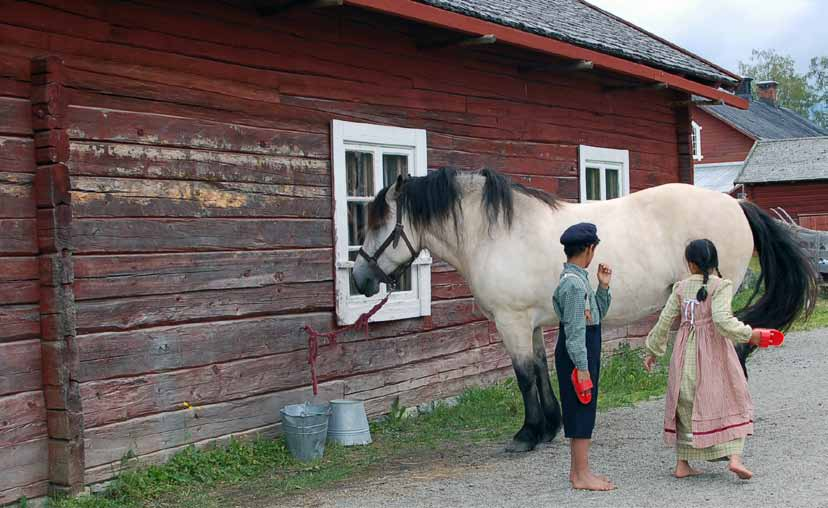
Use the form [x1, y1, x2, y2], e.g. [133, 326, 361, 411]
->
[417, 34, 496, 50]
[518, 59, 593, 74]
[671, 98, 725, 108]
[256, 0, 343, 16]
[343, 0, 749, 109]
[603, 82, 668, 93]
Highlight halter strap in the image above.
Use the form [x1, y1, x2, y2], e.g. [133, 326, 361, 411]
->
[356, 192, 420, 289]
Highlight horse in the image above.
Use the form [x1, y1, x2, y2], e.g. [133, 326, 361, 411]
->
[352, 167, 818, 452]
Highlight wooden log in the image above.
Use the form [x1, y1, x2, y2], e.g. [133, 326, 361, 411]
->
[0, 438, 49, 495]
[0, 391, 47, 446]
[0, 340, 41, 396]
[79, 321, 488, 428]
[0, 98, 32, 136]
[0, 137, 36, 174]
[74, 298, 484, 381]
[70, 176, 330, 219]
[73, 249, 332, 301]
[0, 257, 39, 305]
[67, 141, 330, 187]
[83, 381, 345, 468]
[0, 480, 48, 507]
[0, 304, 40, 342]
[74, 281, 334, 333]
[71, 218, 333, 254]
[66, 107, 330, 159]
[431, 270, 471, 300]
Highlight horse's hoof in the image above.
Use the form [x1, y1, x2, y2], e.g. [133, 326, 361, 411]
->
[505, 439, 536, 453]
[539, 432, 557, 443]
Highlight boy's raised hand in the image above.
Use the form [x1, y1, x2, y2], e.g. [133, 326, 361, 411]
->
[597, 263, 612, 288]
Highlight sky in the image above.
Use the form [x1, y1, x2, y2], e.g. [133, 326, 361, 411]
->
[588, 0, 828, 75]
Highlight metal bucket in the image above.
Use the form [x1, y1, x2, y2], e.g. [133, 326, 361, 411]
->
[327, 399, 372, 446]
[280, 402, 332, 462]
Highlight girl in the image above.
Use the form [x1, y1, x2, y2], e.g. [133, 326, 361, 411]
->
[644, 239, 763, 480]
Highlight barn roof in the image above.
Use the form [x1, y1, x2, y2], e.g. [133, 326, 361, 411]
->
[701, 100, 828, 140]
[418, 0, 738, 85]
[735, 137, 828, 184]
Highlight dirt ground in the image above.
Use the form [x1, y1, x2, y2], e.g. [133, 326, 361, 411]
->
[285, 329, 828, 508]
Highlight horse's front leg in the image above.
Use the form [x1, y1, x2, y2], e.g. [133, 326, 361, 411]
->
[498, 316, 545, 452]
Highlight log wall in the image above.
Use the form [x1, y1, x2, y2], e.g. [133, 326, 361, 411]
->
[0, 0, 689, 500]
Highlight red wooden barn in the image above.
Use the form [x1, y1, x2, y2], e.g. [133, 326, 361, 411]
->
[734, 137, 828, 230]
[0, 0, 748, 502]
[692, 78, 827, 195]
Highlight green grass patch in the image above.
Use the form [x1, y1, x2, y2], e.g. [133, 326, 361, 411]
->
[49, 345, 669, 508]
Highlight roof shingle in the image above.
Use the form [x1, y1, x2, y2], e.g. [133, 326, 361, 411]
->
[701, 100, 828, 140]
[735, 137, 828, 184]
[418, 0, 737, 84]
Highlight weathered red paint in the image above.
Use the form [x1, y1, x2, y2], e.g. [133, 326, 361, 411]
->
[692, 106, 756, 163]
[746, 182, 828, 228]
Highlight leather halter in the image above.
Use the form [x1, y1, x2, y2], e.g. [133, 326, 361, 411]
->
[356, 196, 419, 289]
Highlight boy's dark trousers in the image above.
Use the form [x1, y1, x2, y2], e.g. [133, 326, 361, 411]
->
[555, 324, 602, 438]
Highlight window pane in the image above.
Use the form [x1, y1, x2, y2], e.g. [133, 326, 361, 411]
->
[586, 167, 601, 200]
[348, 250, 361, 296]
[383, 154, 409, 187]
[606, 169, 620, 200]
[396, 267, 412, 292]
[347, 202, 367, 245]
[346, 151, 374, 197]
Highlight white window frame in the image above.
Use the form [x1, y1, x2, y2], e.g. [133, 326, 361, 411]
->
[578, 145, 630, 202]
[331, 120, 432, 325]
[691, 121, 703, 161]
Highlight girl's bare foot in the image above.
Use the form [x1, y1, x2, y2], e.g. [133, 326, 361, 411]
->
[674, 460, 703, 478]
[729, 457, 753, 480]
[570, 471, 616, 491]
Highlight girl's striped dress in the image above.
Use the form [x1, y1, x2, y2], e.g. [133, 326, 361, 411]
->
[646, 275, 754, 461]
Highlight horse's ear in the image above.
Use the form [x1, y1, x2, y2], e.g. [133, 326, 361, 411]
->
[394, 174, 405, 196]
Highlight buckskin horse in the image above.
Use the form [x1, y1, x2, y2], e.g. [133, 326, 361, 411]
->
[352, 167, 818, 452]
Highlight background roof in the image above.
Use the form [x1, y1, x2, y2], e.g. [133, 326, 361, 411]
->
[736, 137, 828, 184]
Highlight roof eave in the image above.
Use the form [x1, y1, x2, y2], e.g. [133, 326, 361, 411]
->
[344, 0, 749, 109]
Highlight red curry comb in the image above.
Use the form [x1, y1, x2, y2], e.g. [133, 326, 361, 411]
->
[571, 369, 593, 405]
[756, 329, 784, 348]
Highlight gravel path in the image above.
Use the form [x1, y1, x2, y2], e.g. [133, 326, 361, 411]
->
[301, 329, 828, 508]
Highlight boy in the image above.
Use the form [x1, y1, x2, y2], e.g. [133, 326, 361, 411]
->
[553, 222, 614, 491]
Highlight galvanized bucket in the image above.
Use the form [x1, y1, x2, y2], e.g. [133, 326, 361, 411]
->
[327, 399, 372, 446]
[280, 402, 332, 462]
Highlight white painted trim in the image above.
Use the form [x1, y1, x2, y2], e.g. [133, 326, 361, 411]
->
[331, 120, 431, 325]
[691, 121, 703, 161]
[578, 145, 630, 203]
[694, 161, 745, 168]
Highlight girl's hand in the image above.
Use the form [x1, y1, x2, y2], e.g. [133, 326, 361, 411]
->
[749, 329, 762, 346]
[597, 263, 612, 288]
[577, 369, 591, 384]
[643, 355, 657, 373]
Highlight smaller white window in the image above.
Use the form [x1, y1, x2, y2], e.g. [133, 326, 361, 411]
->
[332, 120, 432, 325]
[691, 121, 703, 161]
[579, 145, 630, 202]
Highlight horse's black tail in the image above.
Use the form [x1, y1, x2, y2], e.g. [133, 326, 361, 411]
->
[735, 201, 819, 376]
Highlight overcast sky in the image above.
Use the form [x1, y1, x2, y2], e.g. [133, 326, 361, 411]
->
[588, 0, 828, 75]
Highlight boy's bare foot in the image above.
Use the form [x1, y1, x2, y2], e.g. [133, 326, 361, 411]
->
[674, 460, 703, 478]
[570, 472, 616, 491]
[729, 461, 753, 480]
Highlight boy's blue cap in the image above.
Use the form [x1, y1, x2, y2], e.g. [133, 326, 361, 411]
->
[560, 223, 599, 245]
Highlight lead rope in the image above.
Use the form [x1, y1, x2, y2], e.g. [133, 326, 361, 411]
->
[303, 295, 390, 396]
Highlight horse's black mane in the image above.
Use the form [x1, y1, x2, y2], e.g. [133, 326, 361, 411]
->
[367, 167, 559, 233]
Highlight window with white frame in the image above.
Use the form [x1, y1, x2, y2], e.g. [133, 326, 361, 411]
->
[579, 145, 630, 202]
[331, 120, 432, 325]
[691, 121, 703, 161]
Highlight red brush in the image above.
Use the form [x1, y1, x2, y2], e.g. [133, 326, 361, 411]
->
[755, 329, 785, 348]
[571, 369, 593, 405]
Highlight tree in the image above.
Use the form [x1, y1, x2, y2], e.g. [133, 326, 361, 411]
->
[738, 49, 828, 129]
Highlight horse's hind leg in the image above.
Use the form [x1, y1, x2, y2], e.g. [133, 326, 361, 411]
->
[533, 327, 561, 443]
[499, 317, 544, 453]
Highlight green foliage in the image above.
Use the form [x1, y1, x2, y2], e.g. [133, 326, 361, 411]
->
[738, 49, 828, 128]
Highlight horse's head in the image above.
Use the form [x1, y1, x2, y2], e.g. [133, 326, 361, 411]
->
[352, 174, 421, 297]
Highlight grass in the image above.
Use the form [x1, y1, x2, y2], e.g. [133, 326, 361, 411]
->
[50, 344, 668, 508]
